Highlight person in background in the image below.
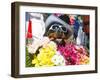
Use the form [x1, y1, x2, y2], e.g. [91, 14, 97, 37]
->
[82, 15, 90, 49]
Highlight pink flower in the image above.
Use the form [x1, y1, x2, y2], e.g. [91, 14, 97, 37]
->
[57, 43, 89, 65]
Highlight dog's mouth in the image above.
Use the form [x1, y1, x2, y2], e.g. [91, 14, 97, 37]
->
[55, 38, 62, 43]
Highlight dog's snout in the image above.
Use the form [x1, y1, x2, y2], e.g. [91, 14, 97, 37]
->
[56, 31, 63, 38]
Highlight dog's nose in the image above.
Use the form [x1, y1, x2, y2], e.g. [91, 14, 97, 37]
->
[56, 30, 63, 38]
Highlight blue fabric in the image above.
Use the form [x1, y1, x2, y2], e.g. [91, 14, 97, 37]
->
[73, 19, 80, 38]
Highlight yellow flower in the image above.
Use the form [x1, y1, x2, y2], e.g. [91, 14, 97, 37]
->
[79, 55, 89, 64]
[32, 41, 57, 67]
[32, 58, 38, 64]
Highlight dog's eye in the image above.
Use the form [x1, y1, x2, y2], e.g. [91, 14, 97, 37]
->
[52, 25, 59, 30]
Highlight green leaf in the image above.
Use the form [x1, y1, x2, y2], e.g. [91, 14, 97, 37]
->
[26, 47, 34, 67]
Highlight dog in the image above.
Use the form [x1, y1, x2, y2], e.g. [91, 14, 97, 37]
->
[45, 15, 74, 46]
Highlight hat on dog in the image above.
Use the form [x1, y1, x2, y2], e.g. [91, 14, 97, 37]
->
[45, 15, 73, 39]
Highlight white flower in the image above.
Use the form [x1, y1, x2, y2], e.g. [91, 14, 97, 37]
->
[51, 53, 65, 66]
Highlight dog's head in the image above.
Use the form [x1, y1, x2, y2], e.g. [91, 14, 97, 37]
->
[45, 15, 73, 44]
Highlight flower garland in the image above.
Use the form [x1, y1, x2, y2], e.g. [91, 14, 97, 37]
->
[30, 41, 89, 67]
